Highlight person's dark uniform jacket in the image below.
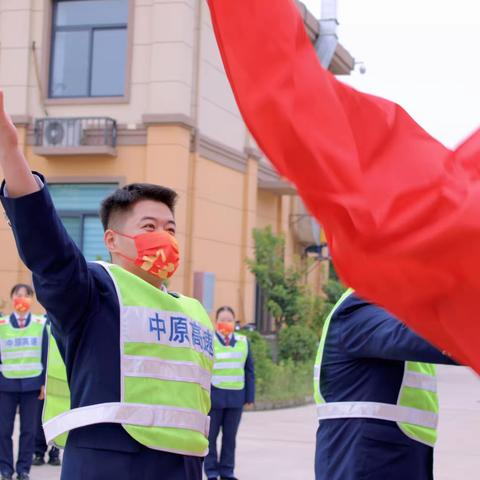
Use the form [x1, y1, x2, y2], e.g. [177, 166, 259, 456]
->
[0, 174, 203, 480]
[315, 293, 457, 480]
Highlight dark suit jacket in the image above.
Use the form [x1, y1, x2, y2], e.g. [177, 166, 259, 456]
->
[0, 173, 203, 472]
[315, 293, 457, 480]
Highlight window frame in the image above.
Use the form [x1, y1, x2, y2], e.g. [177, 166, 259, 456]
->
[42, 0, 134, 105]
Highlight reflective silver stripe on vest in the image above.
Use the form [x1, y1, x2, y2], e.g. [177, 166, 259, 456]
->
[212, 375, 244, 385]
[1, 350, 40, 360]
[215, 351, 244, 360]
[316, 401, 438, 429]
[403, 372, 437, 393]
[0, 363, 43, 372]
[313, 365, 320, 379]
[43, 402, 211, 444]
[213, 362, 244, 370]
[122, 356, 211, 392]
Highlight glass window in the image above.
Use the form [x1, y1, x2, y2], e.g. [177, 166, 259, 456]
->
[59, 216, 83, 247]
[91, 29, 127, 96]
[49, 184, 118, 261]
[56, 0, 128, 27]
[83, 216, 109, 261]
[49, 0, 129, 98]
[255, 283, 273, 334]
[50, 31, 90, 97]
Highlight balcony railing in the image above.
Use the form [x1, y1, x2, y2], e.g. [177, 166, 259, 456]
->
[34, 117, 117, 156]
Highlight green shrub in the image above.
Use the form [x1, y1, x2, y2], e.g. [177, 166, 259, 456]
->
[256, 360, 313, 403]
[277, 325, 319, 363]
[240, 330, 274, 396]
[240, 330, 315, 403]
[323, 279, 346, 304]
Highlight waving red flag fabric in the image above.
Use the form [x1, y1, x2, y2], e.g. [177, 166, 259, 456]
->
[207, 0, 480, 371]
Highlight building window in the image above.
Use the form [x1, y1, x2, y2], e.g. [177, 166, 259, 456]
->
[49, 0, 129, 98]
[49, 183, 117, 261]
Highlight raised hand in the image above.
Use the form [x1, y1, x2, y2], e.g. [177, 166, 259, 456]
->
[0, 90, 39, 197]
[0, 90, 20, 155]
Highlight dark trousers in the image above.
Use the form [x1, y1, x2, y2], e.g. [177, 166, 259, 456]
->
[61, 442, 203, 480]
[34, 399, 59, 459]
[0, 391, 40, 476]
[204, 408, 243, 479]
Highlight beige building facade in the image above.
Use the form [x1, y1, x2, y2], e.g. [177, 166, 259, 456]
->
[0, 0, 353, 328]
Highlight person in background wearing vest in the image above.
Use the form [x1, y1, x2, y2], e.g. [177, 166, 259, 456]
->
[205, 306, 255, 480]
[313, 290, 458, 480]
[0, 284, 48, 480]
[0, 90, 214, 480]
[32, 318, 60, 468]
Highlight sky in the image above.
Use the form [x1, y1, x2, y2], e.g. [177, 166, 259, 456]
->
[302, 0, 480, 148]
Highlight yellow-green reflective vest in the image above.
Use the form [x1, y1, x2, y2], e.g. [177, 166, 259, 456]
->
[43, 262, 215, 457]
[212, 334, 248, 390]
[43, 328, 69, 449]
[0, 315, 46, 379]
[313, 290, 439, 447]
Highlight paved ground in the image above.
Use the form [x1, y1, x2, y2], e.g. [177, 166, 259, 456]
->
[13, 365, 480, 479]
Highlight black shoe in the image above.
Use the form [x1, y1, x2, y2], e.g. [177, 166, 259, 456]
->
[208, 478, 218, 480]
[221, 477, 238, 480]
[17, 474, 30, 480]
[48, 456, 61, 466]
[1, 475, 12, 480]
[32, 454, 45, 466]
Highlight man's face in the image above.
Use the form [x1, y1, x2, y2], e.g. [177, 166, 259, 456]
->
[105, 200, 176, 284]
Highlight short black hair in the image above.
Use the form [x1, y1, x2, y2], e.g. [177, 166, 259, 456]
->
[216, 306, 235, 319]
[10, 284, 34, 298]
[100, 183, 178, 230]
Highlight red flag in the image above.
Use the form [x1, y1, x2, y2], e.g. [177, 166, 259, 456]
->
[207, 0, 480, 371]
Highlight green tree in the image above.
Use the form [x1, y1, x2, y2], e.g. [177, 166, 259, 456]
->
[247, 226, 307, 331]
[297, 291, 327, 333]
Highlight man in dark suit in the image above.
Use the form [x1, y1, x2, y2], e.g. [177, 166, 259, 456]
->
[314, 290, 459, 480]
[0, 90, 213, 480]
[0, 284, 48, 480]
[205, 306, 255, 480]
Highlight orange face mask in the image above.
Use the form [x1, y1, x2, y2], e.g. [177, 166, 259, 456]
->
[13, 297, 32, 314]
[115, 231, 180, 280]
[216, 321, 235, 336]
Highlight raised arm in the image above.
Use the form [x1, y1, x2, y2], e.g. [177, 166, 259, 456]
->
[207, 0, 480, 371]
[0, 92, 39, 197]
[338, 303, 457, 365]
[0, 91, 95, 334]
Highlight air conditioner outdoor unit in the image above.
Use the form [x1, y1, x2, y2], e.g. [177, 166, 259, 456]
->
[43, 119, 84, 148]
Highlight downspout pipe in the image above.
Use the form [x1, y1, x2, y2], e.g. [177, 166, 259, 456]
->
[315, 0, 339, 69]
